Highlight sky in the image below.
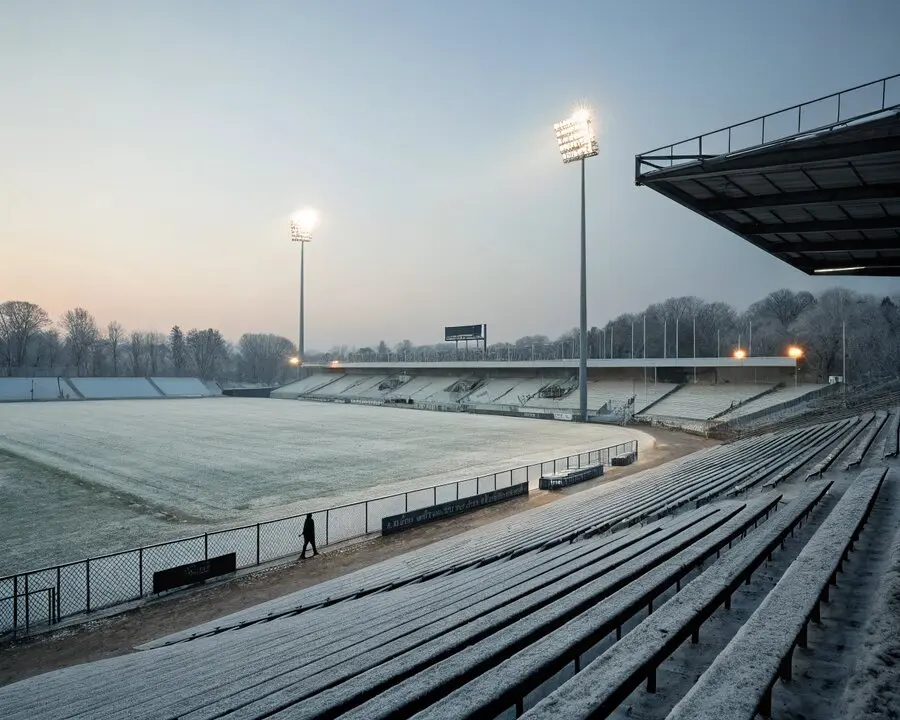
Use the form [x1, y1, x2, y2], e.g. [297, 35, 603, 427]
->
[2, 0, 899, 350]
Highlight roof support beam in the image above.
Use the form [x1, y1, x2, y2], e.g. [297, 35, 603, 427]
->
[772, 238, 900, 254]
[747, 216, 900, 237]
[698, 183, 900, 213]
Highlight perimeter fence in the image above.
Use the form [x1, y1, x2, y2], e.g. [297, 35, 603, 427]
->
[0, 438, 638, 637]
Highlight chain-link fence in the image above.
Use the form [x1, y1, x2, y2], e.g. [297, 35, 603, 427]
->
[0, 438, 637, 637]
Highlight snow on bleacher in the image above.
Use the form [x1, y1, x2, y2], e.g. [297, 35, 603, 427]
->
[67, 377, 162, 399]
[639, 383, 774, 421]
[712, 384, 826, 423]
[0, 377, 69, 401]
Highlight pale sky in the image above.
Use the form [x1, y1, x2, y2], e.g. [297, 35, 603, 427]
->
[2, 0, 899, 349]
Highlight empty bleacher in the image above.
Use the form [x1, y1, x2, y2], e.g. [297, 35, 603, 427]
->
[2, 408, 895, 719]
[149, 377, 216, 397]
[0, 377, 71, 401]
[638, 382, 775, 421]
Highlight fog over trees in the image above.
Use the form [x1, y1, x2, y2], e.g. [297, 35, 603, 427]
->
[1, 288, 898, 385]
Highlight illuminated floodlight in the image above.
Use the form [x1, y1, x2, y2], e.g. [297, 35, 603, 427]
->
[813, 266, 865, 274]
[554, 107, 599, 164]
[733, 349, 747, 360]
[290, 208, 319, 242]
[289, 356, 301, 366]
[787, 346, 804, 359]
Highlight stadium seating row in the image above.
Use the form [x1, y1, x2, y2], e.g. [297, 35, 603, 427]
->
[273, 372, 826, 423]
[0, 377, 220, 401]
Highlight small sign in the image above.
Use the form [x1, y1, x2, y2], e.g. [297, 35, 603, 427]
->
[152, 552, 237, 594]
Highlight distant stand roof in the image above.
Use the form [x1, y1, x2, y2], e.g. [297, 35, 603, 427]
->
[635, 73, 900, 277]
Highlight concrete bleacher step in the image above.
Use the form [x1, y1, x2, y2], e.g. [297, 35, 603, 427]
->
[708, 383, 782, 421]
[238, 508, 743, 720]
[884, 409, 900, 458]
[806, 413, 870, 479]
[844, 410, 889, 469]
[349, 497, 781, 720]
[666, 467, 889, 720]
[518, 483, 831, 720]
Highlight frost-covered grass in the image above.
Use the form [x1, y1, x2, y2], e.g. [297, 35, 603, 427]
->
[0, 399, 644, 574]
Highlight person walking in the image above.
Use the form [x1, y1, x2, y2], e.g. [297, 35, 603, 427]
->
[299, 513, 318, 559]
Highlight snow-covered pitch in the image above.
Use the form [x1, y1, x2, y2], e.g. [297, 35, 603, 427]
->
[0, 399, 646, 575]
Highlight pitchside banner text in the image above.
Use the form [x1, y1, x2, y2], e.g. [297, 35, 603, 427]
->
[382, 482, 528, 535]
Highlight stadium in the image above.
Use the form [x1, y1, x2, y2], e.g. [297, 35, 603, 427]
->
[2, 27, 900, 720]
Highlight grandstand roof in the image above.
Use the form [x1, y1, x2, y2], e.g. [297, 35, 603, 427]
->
[635, 74, 900, 277]
[325, 357, 796, 371]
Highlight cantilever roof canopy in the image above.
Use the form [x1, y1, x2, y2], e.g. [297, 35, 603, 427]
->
[635, 74, 900, 276]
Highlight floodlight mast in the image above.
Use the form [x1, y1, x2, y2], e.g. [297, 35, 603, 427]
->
[291, 208, 318, 374]
[554, 108, 599, 422]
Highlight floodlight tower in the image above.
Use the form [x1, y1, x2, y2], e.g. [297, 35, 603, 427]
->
[554, 107, 599, 422]
[290, 208, 319, 364]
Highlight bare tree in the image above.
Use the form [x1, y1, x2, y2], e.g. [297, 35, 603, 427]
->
[129, 331, 147, 377]
[107, 321, 123, 376]
[186, 328, 226, 380]
[146, 332, 168, 375]
[169, 325, 187, 376]
[0, 300, 51, 373]
[61, 307, 100, 377]
[237, 333, 296, 384]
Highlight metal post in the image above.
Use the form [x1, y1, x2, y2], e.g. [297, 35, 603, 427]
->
[663, 321, 667, 359]
[298, 239, 305, 375]
[139, 549, 143, 596]
[578, 156, 588, 422]
[842, 320, 847, 404]
[631, 321, 634, 359]
[643, 314, 647, 402]
[256, 524, 260, 565]
[204, 532, 208, 560]
[85, 560, 91, 613]
[693, 316, 697, 383]
[675, 317, 679, 359]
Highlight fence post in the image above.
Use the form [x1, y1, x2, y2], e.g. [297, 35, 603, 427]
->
[85, 559, 91, 614]
[365, 502, 370, 534]
[12, 575, 17, 635]
[24, 575, 29, 635]
[256, 524, 261, 565]
[56, 567, 61, 621]
[456, 482, 459, 500]
[204, 533, 208, 560]
[325, 510, 329, 545]
[139, 549, 143, 597]
[433, 486, 437, 506]
[405, 493, 408, 512]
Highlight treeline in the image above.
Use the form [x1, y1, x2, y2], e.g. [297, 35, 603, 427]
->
[3, 287, 898, 386]
[0, 302, 297, 385]
[315, 288, 900, 384]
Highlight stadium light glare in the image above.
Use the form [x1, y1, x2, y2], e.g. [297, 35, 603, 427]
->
[290, 207, 319, 377]
[788, 346, 803, 387]
[733, 349, 747, 360]
[554, 107, 599, 164]
[288, 356, 300, 366]
[813, 266, 865, 274]
[290, 208, 318, 242]
[554, 104, 600, 423]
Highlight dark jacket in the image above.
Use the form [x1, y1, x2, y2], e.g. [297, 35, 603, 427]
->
[303, 515, 315, 539]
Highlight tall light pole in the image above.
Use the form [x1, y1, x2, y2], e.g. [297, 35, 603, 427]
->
[788, 346, 803, 387]
[554, 106, 599, 423]
[290, 208, 319, 366]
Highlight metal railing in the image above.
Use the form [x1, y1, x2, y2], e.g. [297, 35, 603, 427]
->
[0, 439, 637, 637]
[636, 72, 900, 177]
